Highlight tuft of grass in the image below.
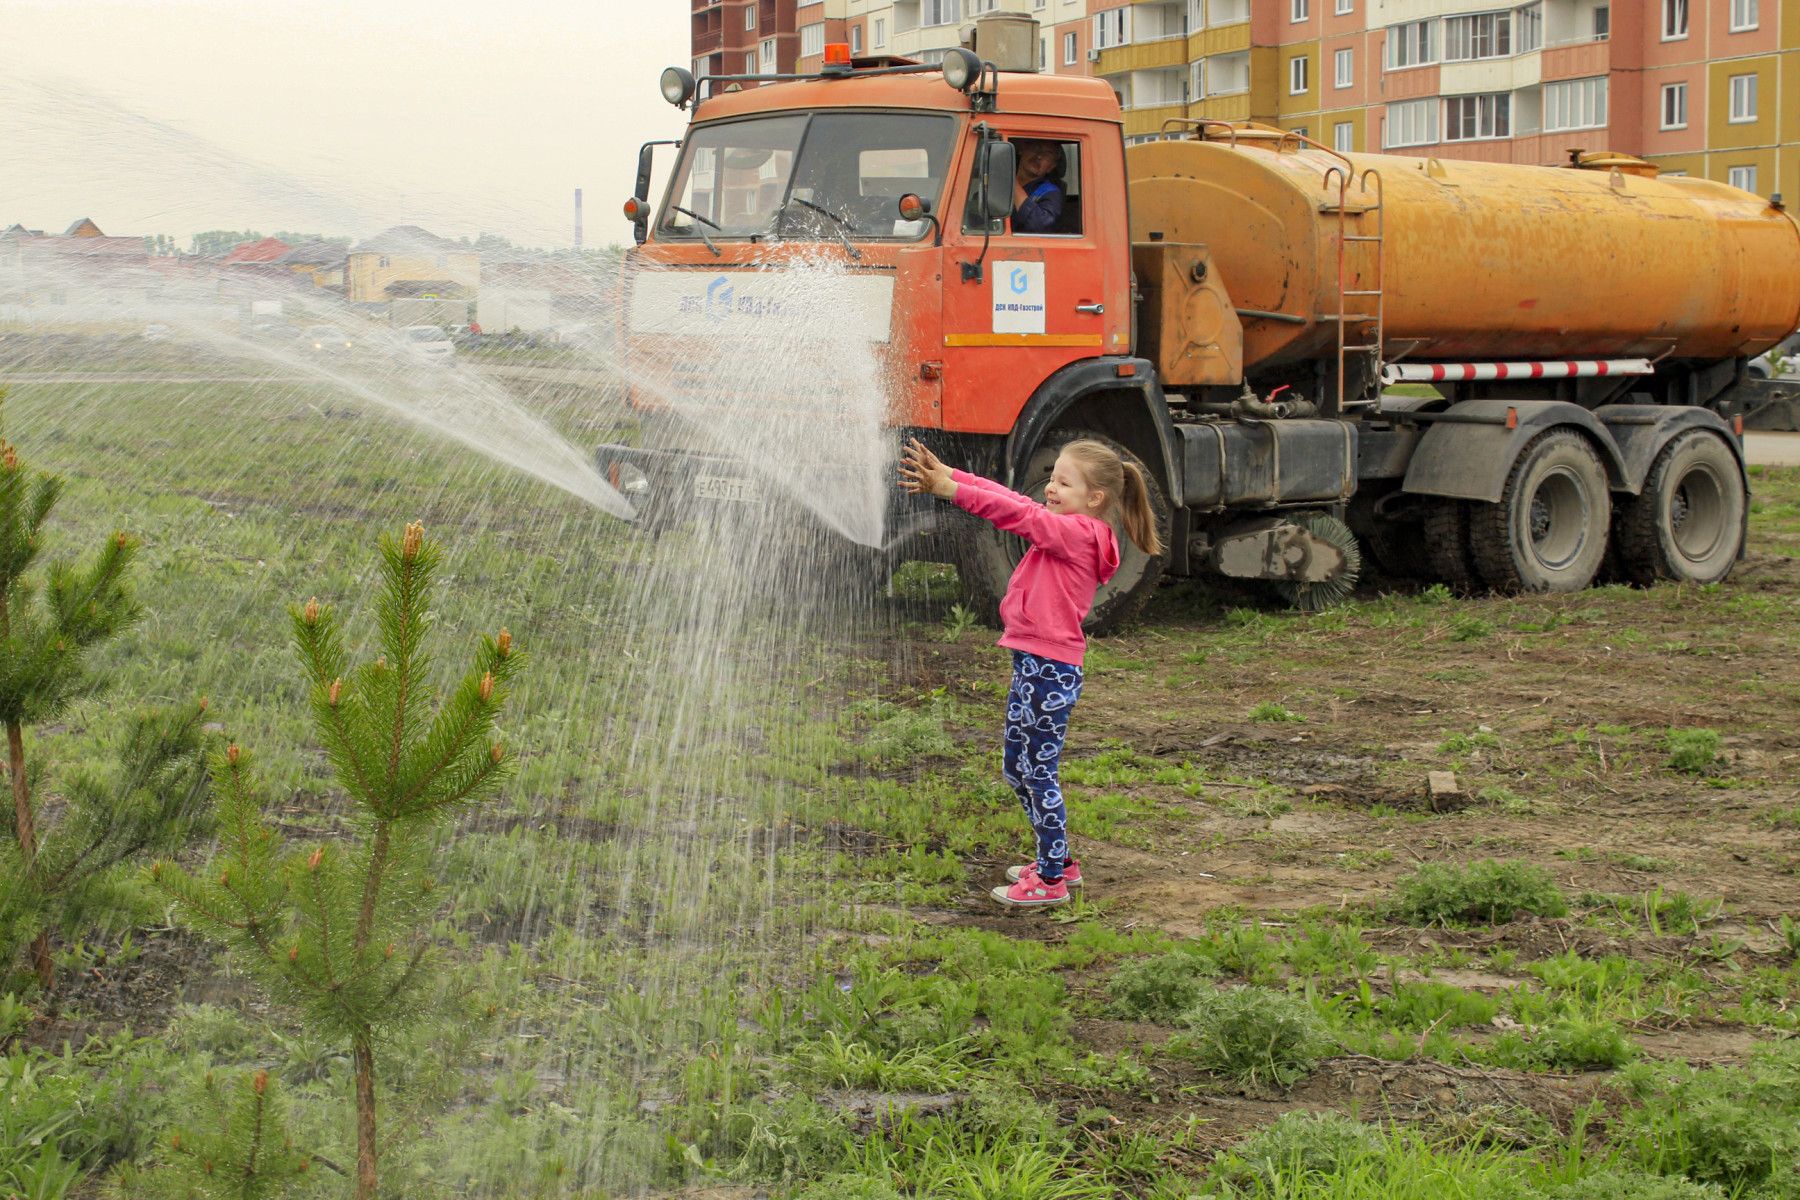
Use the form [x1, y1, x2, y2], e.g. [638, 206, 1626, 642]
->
[1448, 614, 1493, 641]
[1249, 701, 1303, 723]
[1387, 860, 1569, 926]
[1106, 950, 1221, 1023]
[1212, 1112, 1386, 1194]
[1539, 1170, 1728, 1199]
[1663, 728, 1724, 776]
[1169, 986, 1333, 1091]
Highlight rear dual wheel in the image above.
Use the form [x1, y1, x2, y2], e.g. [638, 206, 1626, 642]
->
[1613, 429, 1745, 585]
[1471, 430, 1613, 593]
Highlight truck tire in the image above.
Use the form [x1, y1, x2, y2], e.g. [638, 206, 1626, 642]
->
[1613, 429, 1745, 586]
[1422, 500, 1483, 594]
[954, 429, 1171, 636]
[1470, 429, 1611, 593]
[1364, 518, 1433, 581]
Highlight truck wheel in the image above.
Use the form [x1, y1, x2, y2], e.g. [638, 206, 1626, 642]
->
[954, 430, 1171, 635]
[1613, 429, 1745, 585]
[1422, 500, 1483, 594]
[1470, 430, 1611, 593]
[1363, 518, 1432, 580]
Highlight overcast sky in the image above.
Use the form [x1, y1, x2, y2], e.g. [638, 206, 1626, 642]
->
[0, 0, 690, 250]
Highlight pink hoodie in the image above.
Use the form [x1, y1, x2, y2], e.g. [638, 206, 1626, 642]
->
[952, 468, 1120, 666]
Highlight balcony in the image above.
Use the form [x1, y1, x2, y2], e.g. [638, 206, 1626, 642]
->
[1542, 37, 1609, 80]
[1096, 36, 1188, 76]
[1124, 102, 1188, 139]
[693, 26, 724, 53]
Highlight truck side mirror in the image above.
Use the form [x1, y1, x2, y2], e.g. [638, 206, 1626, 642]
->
[632, 139, 680, 246]
[979, 141, 1016, 224]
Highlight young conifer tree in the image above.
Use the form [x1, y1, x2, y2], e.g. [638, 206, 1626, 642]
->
[153, 521, 522, 1200]
[0, 392, 209, 992]
[157, 1068, 314, 1199]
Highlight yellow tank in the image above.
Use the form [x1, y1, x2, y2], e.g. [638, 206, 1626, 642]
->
[1126, 130, 1800, 371]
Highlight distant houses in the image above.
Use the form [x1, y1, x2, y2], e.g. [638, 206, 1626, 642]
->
[2, 218, 611, 334]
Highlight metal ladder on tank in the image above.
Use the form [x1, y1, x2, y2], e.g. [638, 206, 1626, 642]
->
[1322, 166, 1386, 412]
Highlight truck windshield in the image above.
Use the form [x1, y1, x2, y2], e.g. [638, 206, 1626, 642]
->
[658, 112, 957, 243]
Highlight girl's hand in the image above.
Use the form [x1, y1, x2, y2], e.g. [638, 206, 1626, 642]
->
[898, 438, 957, 500]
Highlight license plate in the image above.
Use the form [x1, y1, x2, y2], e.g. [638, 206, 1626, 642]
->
[695, 473, 755, 503]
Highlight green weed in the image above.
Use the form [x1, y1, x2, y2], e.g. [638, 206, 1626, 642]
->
[1249, 701, 1303, 723]
[1387, 860, 1569, 926]
[1211, 1112, 1386, 1194]
[1663, 728, 1724, 776]
[1170, 986, 1333, 1090]
[1107, 950, 1221, 1023]
[939, 603, 979, 642]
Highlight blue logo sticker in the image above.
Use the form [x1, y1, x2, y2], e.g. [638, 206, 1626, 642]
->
[1009, 268, 1030, 295]
[705, 275, 734, 322]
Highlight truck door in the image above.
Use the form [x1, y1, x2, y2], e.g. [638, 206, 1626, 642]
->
[938, 126, 1130, 438]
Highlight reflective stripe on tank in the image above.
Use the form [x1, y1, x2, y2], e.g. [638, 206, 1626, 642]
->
[1380, 359, 1654, 384]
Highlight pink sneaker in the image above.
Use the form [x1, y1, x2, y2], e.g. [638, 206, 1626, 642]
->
[1006, 859, 1082, 888]
[991, 876, 1070, 907]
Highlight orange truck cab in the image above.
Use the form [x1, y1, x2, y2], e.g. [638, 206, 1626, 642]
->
[601, 33, 1794, 627]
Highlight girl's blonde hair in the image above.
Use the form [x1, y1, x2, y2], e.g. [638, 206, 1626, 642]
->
[1060, 439, 1163, 556]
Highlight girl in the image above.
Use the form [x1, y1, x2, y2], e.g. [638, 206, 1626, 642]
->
[899, 437, 1163, 907]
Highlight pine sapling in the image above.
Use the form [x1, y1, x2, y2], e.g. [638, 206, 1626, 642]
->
[153, 522, 523, 1200]
[0, 393, 207, 991]
[159, 1069, 315, 1199]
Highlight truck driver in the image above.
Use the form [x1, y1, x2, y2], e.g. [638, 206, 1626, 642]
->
[1011, 139, 1066, 233]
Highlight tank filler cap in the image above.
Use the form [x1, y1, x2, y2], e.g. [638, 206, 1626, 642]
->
[1566, 149, 1659, 178]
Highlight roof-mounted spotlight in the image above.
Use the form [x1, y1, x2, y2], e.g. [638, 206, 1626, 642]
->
[941, 47, 981, 93]
[660, 66, 697, 108]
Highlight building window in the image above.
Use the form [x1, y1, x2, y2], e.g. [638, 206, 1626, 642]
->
[1333, 120, 1354, 151]
[1209, 0, 1248, 21]
[1728, 165, 1758, 192]
[1034, 0, 1046, 9]
[1729, 73, 1758, 123]
[1544, 76, 1607, 131]
[1334, 47, 1353, 87]
[1094, 8, 1129, 49]
[874, 17, 886, 46]
[1593, 5, 1609, 39]
[1387, 19, 1434, 69]
[922, 0, 960, 27]
[1517, 4, 1542, 53]
[1063, 30, 1077, 64]
[1292, 0, 1308, 21]
[1730, 0, 1757, 31]
[760, 38, 777, 71]
[800, 23, 824, 57]
[1660, 81, 1687, 129]
[745, 4, 756, 29]
[1385, 97, 1437, 147]
[1039, 34, 1047, 68]
[378, 256, 390, 268]
[1444, 11, 1511, 62]
[1190, 59, 1205, 97]
[746, 52, 758, 72]
[1662, 0, 1687, 39]
[1290, 54, 1309, 93]
[851, 25, 862, 53]
[1335, 0, 1352, 12]
[1444, 92, 1510, 140]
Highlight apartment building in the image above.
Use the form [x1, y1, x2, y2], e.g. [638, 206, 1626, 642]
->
[690, 0, 1800, 197]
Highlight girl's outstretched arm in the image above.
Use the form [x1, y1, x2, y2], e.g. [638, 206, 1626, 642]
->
[952, 480, 1102, 560]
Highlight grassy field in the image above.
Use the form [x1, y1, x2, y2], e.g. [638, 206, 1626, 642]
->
[2, 370, 1798, 1199]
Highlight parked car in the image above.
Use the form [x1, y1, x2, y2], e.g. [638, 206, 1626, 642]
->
[299, 324, 354, 353]
[400, 325, 455, 365]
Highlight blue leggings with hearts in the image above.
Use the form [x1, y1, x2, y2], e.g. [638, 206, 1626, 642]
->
[1002, 650, 1084, 883]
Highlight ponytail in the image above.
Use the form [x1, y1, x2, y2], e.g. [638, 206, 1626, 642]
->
[1118, 461, 1163, 556]
[1059, 438, 1164, 556]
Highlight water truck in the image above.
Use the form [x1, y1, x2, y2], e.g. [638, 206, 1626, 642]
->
[600, 26, 1800, 631]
